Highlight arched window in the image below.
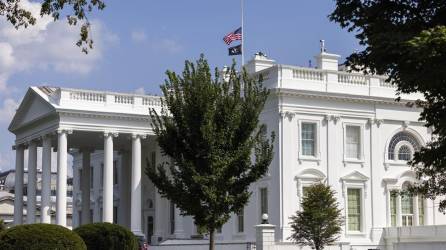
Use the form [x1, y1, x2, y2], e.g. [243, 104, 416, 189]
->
[388, 132, 420, 161]
[398, 145, 412, 161]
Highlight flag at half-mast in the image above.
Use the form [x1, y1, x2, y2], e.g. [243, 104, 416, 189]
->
[223, 27, 242, 45]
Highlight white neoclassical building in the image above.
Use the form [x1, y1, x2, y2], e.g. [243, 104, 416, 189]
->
[9, 48, 446, 249]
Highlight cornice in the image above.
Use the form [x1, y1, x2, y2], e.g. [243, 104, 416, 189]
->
[57, 109, 151, 122]
[273, 88, 418, 107]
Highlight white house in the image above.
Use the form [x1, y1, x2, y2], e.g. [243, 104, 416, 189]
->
[8, 47, 446, 250]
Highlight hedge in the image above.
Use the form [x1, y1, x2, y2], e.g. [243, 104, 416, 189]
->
[74, 222, 138, 250]
[0, 223, 86, 250]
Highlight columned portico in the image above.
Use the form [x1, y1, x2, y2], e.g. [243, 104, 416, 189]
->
[131, 134, 143, 233]
[41, 135, 52, 223]
[56, 130, 69, 226]
[27, 140, 37, 224]
[14, 145, 24, 225]
[103, 132, 116, 223]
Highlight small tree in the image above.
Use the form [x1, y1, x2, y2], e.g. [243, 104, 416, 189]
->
[289, 183, 343, 250]
[146, 55, 275, 250]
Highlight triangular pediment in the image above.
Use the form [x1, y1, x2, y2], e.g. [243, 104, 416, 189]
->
[8, 88, 56, 132]
[340, 170, 369, 182]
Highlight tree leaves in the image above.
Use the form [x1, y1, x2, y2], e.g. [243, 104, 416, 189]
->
[0, 0, 106, 53]
[289, 184, 343, 250]
[146, 55, 274, 246]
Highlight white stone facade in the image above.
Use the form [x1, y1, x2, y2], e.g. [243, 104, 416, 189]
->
[8, 49, 446, 249]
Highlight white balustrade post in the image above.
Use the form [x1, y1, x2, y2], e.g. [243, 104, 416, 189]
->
[255, 222, 276, 250]
[103, 132, 115, 223]
[27, 140, 37, 224]
[14, 145, 25, 225]
[81, 149, 92, 225]
[56, 130, 68, 226]
[41, 135, 52, 223]
[131, 134, 143, 233]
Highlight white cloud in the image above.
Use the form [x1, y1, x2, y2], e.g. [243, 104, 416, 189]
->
[0, 98, 19, 123]
[156, 38, 183, 54]
[0, 0, 117, 93]
[0, 151, 14, 171]
[131, 30, 147, 43]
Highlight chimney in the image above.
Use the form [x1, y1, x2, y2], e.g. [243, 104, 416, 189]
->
[245, 52, 275, 74]
[314, 40, 340, 71]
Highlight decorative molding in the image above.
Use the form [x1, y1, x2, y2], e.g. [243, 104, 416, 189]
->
[104, 131, 119, 138]
[324, 114, 341, 124]
[132, 133, 147, 139]
[402, 121, 410, 129]
[368, 118, 384, 128]
[56, 128, 73, 135]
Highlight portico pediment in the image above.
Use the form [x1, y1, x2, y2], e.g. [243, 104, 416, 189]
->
[8, 87, 56, 133]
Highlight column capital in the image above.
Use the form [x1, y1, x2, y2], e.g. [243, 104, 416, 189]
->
[324, 114, 341, 124]
[41, 133, 53, 140]
[104, 131, 119, 138]
[131, 133, 147, 139]
[57, 128, 73, 135]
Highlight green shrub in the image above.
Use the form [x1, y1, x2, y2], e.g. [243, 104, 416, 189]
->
[74, 222, 138, 250]
[0, 223, 86, 250]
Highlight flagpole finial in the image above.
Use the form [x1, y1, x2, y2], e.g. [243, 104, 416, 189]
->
[320, 39, 326, 53]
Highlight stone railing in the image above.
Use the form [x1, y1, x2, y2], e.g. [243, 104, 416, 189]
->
[58, 88, 162, 110]
[292, 67, 324, 82]
[337, 71, 368, 85]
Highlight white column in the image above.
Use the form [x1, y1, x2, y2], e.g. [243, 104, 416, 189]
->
[396, 195, 402, 227]
[103, 132, 115, 223]
[41, 135, 52, 223]
[173, 206, 185, 238]
[93, 163, 101, 222]
[414, 195, 419, 226]
[27, 140, 37, 224]
[56, 130, 68, 226]
[131, 134, 142, 233]
[14, 145, 24, 225]
[81, 149, 92, 225]
[119, 150, 131, 227]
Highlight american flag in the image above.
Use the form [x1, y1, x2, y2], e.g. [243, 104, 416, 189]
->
[223, 27, 242, 45]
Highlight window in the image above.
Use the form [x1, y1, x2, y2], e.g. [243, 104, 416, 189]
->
[113, 206, 118, 224]
[347, 189, 361, 231]
[390, 192, 397, 227]
[237, 209, 244, 233]
[90, 209, 93, 223]
[418, 196, 425, 225]
[100, 163, 104, 185]
[388, 132, 420, 160]
[398, 145, 412, 161]
[401, 194, 414, 226]
[346, 125, 361, 159]
[260, 187, 268, 221]
[151, 152, 156, 168]
[90, 166, 94, 187]
[301, 123, 316, 156]
[170, 202, 175, 235]
[302, 186, 310, 198]
[147, 216, 154, 244]
[113, 160, 118, 185]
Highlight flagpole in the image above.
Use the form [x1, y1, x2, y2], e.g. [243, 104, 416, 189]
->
[241, 0, 244, 67]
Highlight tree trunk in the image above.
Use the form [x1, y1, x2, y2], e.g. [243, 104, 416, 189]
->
[209, 229, 215, 250]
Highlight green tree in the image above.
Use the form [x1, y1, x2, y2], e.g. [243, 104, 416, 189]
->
[330, 1, 446, 210]
[0, 0, 106, 53]
[289, 183, 343, 250]
[0, 219, 6, 233]
[146, 56, 275, 250]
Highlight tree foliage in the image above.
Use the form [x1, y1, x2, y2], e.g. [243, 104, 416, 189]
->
[146, 55, 275, 250]
[330, 1, 446, 210]
[0, 0, 106, 53]
[74, 222, 138, 250]
[289, 184, 343, 250]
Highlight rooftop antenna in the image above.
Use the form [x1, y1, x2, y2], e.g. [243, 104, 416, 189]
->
[320, 39, 326, 53]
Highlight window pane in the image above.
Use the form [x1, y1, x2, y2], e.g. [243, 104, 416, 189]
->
[418, 196, 424, 226]
[301, 123, 316, 156]
[237, 209, 244, 233]
[346, 126, 360, 159]
[347, 189, 361, 231]
[390, 193, 397, 226]
[398, 145, 412, 161]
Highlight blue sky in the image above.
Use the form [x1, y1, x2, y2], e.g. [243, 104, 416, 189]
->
[0, 0, 358, 170]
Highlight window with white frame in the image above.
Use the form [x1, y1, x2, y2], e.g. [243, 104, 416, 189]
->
[347, 188, 362, 232]
[388, 185, 426, 227]
[345, 125, 361, 159]
[301, 122, 317, 157]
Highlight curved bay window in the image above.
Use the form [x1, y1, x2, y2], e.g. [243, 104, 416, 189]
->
[388, 131, 421, 161]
